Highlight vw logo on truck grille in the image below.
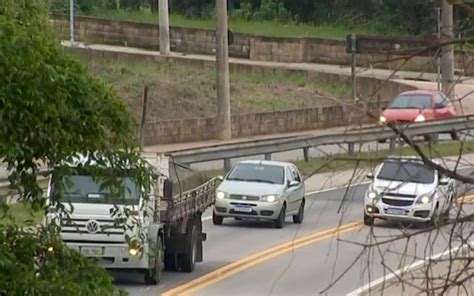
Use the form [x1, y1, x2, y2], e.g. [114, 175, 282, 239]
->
[86, 220, 100, 234]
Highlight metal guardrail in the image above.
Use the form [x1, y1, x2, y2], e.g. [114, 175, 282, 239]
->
[169, 116, 474, 169]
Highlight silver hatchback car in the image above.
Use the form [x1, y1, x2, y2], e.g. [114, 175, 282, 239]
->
[213, 160, 305, 228]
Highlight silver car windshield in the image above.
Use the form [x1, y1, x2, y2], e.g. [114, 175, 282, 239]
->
[377, 161, 435, 184]
[54, 175, 140, 205]
[226, 163, 285, 185]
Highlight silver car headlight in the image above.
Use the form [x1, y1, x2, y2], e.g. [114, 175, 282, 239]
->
[216, 191, 228, 199]
[260, 194, 278, 203]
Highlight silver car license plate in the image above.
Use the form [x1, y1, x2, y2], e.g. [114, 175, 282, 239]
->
[81, 246, 103, 256]
[234, 206, 252, 213]
[387, 208, 405, 215]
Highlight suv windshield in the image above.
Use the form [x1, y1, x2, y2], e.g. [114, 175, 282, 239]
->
[54, 175, 140, 205]
[389, 95, 432, 109]
[226, 163, 284, 184]
[377, 161, 435, 184]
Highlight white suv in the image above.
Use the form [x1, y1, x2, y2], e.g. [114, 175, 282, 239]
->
[364, 156, 456, 226]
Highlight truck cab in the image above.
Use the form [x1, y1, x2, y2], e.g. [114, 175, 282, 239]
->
[44, 153, 217, 285]
[363, 156, 456, 226]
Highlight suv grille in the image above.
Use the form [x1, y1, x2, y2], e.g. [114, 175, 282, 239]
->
[382, 198, 414, 207]
[382, 192, 417, 199]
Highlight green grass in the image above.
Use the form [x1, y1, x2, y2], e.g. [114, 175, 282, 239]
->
[203, 140, 474, 178]
[0, 203, 43, 226]
[73, 53, 350, 120]
[85, 9, 397, 40]
[296, 140, 474, 176]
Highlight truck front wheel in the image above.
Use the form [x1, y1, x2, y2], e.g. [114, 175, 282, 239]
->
[179, 223, 198, 273]
[144, 235, 164, 285]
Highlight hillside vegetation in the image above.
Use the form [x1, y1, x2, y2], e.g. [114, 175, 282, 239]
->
[48, 0, 465, 39]
[74, 53, 351, 121]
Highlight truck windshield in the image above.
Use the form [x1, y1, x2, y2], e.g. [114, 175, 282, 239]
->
[377, 161, 435, 184]
[56, 175, 140, 205]
[226, 163, 284, 184]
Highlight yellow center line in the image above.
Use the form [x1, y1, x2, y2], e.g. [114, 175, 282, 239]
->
[456, 194, 474, 204]
[161, 221, 363, 296]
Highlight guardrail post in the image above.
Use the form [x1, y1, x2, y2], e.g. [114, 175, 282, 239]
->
[389, 138, 396, 151]
[264, 153, 272, 160]
[348, 143, 355, 156]
[303, 147, 310, 162]
[224, 158, 231, 171]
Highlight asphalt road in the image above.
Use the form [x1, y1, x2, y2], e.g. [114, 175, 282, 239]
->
[117, 173, 474, 296]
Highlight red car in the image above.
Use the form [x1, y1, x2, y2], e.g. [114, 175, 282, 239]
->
[379, 89, 458, 140]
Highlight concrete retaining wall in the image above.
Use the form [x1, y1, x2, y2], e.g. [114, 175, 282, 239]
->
[51, 14, 474, 75]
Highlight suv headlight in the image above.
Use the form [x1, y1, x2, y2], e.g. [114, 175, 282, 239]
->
[216, 191, 228, 199]
[367, 191, 378, 199]
[416, 195, 432, 204]
[261, 195, 278, 203]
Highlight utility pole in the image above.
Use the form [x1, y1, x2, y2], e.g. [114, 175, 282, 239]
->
[441, 0, 455, 100]
[435, 6, 441, 91]
[139, 86, 149, 151]
[350, 33, 357, 103]
[159, 0, 170, 55]
[70, 0, 75, 45]
[215, 0, 232, 141]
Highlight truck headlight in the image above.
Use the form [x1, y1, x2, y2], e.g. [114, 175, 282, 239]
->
[414, 114, 425, 122]
[261, 195, 278, 203]
[129, 248, 139, 256]
[379, 115, 387, 123]
[216, 191, 227, 199]
[417, 195, 432, 204]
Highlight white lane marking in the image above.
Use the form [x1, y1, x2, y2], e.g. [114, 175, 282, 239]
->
[346, 241, 474, 296]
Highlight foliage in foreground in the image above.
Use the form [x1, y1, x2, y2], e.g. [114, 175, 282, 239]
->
[0, 0, 145, 294]
[0, 225, 126, 296]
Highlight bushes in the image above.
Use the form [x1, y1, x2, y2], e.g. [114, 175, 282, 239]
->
[174, 0, 435, 35]
[50, 0, 439, 36]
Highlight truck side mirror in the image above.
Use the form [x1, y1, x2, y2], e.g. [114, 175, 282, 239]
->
[163, 179, 173, 199]
[216, 175, 224, 181]
[366, 173, 374, 180]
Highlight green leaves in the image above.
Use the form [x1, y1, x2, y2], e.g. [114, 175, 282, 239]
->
[0, 1, 147, 295]
[0, 224, 125, 295]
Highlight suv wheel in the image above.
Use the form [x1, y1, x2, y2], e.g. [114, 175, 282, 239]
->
[212, 212, 223, 225]
[363, 213, 374, 226]
[428, 204, 440, 226]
